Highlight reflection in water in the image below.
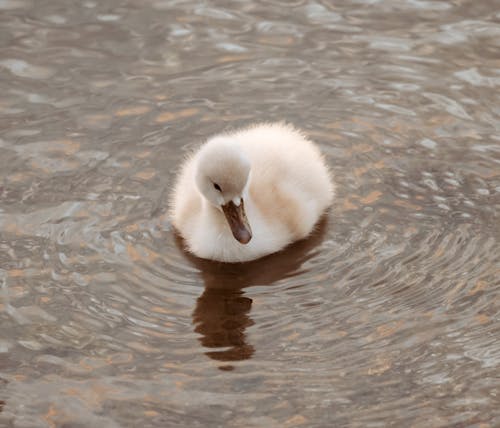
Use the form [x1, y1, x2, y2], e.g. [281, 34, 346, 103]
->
[193, 291, 254, 364]
[1, 0, 500, 425]
[177, 218, 327, 366]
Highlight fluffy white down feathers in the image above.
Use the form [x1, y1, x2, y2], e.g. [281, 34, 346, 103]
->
[169, 123, 334, 262]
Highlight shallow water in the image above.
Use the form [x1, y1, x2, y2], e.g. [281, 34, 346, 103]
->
[1, 0, 499, 427]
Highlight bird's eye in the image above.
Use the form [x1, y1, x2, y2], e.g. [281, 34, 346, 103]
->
[213, 183, 222, 191]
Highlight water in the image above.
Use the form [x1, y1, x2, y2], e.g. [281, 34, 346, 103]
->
[1, 0, 499, 426]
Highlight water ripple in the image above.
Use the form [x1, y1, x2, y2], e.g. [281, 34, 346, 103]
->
[1, 0, 499, 426]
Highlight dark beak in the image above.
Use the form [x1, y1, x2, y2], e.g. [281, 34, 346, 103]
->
[222, 199, 252, 244]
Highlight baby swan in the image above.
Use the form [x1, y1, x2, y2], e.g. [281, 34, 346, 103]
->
[169, 123, 334, 262]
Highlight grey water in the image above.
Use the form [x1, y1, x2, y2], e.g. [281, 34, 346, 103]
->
[1, 1, 499, 427]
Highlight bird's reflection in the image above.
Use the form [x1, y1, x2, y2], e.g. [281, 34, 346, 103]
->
[175, 217, 327, 367]
[193, 288, 254, 362]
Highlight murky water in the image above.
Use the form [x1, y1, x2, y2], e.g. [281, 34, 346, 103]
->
[1, 0, 499, 426]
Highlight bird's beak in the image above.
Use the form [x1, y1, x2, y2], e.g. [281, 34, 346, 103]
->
[222, 199, 252, 244]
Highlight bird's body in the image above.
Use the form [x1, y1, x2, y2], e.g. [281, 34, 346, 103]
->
[169, 123, 334, 262]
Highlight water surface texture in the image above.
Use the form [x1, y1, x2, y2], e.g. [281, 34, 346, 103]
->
[1, 1, 500, 427]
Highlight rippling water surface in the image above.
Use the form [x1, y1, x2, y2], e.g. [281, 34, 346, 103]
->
[1, 1, 500, 427]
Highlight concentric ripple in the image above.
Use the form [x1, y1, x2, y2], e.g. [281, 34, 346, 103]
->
[1, 0, 499, 427]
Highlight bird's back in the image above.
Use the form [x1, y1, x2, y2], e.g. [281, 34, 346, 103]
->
[235, 123, 333, 240]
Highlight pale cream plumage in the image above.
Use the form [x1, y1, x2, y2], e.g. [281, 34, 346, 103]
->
[169, 122, 334, 262]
